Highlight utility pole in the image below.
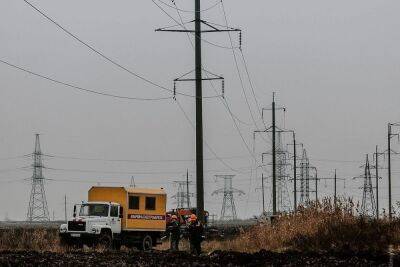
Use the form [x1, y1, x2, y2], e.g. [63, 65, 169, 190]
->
[310, 167, 318, 202]
[293, 133, 296, 211]
[186, 169, 190, 208]
[261, 173, 265, 214]
[271, 93, 277, 215]
[255, 94, 287, 214]
[373, 146, 385, 219]
[388, 124, 392, 219]
[156, 0, 239, 222]
[64, 195, 67, 222]
[334, 169, 337, 206]
[387, 123, 400, 220]
[194, 0, 205, 223]
[288, 137, 303, 212]
[375, 145, 379, 219]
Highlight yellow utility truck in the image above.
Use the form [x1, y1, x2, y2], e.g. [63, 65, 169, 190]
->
[59, 186, 167, 250]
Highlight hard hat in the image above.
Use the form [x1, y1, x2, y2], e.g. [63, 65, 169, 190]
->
[190, 214, 197, 220]
[171, 215, 178, 220]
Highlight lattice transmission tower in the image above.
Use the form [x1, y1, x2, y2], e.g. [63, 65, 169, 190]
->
[212, 175, 244, 221]
[275, 132, 292, 212]
[172, 180, 193, 209]
[27, 134, 50, 222]
[360, 154, 376, 217]
[299, 149, 311, 205]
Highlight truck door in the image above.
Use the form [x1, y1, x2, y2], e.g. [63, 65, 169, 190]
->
[110, 205, 121, 234]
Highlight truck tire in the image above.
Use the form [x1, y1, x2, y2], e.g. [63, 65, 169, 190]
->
[113, 240, 122, 250]
[59, 235, 71, 248]
[98, 232, 112, 249]
[140, 235, 153, 251]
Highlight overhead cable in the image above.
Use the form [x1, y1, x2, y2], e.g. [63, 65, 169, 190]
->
[0, 59, 172, 101]
[22, 0, 219, 99]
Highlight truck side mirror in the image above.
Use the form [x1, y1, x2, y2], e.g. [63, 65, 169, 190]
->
[119, 206, 123, 218]
[73, 205, 76, 217]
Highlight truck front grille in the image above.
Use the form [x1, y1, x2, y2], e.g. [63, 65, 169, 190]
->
[68, 221, 86, 231]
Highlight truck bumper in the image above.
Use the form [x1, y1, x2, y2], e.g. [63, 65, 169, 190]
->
[59, 232, 99, 246]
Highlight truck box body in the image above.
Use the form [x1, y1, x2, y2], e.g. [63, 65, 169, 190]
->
[88, 186, 166, 231]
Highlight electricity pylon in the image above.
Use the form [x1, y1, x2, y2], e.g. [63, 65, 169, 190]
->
[299, 149, 310, 205]
[361, 155, 376, 217]
[354, 155, 376, 217]
[172, 180, 193, 209]
[27, 134, 50, 222]
[130, 176, 136, 187]
[212, 175, 244, 221]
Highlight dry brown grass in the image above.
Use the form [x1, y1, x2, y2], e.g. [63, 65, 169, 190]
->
[2, 199, 400, 254]
[204, 198, 400, 253]
[0, 228, 61, 252]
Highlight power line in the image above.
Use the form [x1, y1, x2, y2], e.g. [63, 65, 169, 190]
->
[168, 0, 264, 215]
[169, 0, 251, 128]
[175, 99, 246, 173]
[219, 0, 262, 133]
[152, 0, 239, 50]
[0, 167, 30, 173]
[239, 49, 266, 129]
[33, 165, 253, 175]
[218, 0, 272, 151]
[41, 153, 250, 163]
[0, 59, 172, 101]
[157, 0, 221, 13]
[154, 1, 261, 213]
[0, 154, 31, 161]
[309, 158, 361, 163]
[21, 0, 219, 99]
[159, 0, 257, 160]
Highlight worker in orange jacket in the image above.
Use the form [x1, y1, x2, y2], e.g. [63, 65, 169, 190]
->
[187, 214, 204, 255]
[168, 215, 181, 251]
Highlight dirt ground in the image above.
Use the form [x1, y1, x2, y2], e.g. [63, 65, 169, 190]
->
[0, 249, 398, 266]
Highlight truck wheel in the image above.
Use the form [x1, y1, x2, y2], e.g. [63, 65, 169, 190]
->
[59, 235, 71, 248]
[98, 232, 112, 249]
[140, 235, 153, 251]
[113, 240, 122, 250]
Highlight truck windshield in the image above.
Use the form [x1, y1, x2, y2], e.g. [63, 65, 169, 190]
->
[79, 204, 109, 217]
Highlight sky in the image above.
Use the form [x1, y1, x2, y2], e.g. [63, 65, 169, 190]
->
[1, 0, 400, 220]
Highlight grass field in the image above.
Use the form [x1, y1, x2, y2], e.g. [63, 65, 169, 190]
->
[1, 200, 400, 265]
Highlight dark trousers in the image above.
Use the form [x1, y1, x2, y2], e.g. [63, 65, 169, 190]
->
[190, 240, 201, 255]
[170, 237, 180, 251]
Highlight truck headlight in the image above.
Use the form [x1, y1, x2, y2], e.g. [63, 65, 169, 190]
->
[60, 224, 67, 233]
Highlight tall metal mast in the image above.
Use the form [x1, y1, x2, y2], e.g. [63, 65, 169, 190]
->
[27, 134, 50, 222]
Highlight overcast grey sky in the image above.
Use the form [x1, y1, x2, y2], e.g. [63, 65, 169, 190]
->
[1, 0, 400, 220]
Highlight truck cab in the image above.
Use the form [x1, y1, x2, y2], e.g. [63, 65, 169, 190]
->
[60, 201, 122, 248]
